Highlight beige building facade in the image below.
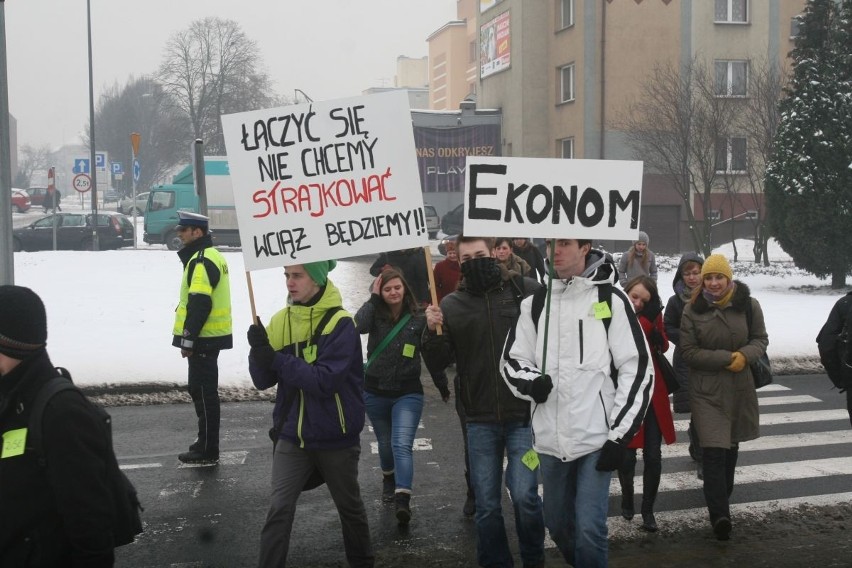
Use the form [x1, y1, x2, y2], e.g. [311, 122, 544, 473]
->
[428, 0, 806, 252]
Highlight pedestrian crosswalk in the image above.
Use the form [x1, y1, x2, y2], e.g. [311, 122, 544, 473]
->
[608, 381, 852, 537]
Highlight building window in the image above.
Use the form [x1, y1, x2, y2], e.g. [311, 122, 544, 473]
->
[469, 40, 477, 63]
[714, 60, 748, 96]
[715, 0, 748, 23]
[560, 64, 575, 103]
[560, 138, 574, 158]
[560, 0, 574, 29]
[790, 17, 801, 38]
[715, 137, 747, 173]
[707, 209, 721, 221]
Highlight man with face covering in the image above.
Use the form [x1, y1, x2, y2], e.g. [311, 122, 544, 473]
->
[423, 234, 545, 568]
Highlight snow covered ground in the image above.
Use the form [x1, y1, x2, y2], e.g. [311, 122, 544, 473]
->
[9, 234, 846, 388]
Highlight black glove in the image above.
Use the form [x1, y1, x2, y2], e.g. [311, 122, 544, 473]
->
[438, 384, 451, 402]
[250, 344, 276, 369]
[649, 328, 665, 350]
[596, 440, 627, 472]
[247, 317, 270, 348]
[522, 374, 553, 404]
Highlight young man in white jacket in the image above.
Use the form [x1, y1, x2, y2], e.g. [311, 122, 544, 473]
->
[502, 239, 652, 568]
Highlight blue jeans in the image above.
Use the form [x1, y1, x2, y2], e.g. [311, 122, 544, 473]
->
[467, 421, 545, 568]
[539, 450, 611, 568]
[364, 392, 423, 492]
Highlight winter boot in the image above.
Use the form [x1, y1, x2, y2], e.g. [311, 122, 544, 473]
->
[382, 472, 395, 503]
[617, 468, 635, 520]
[395, 492, 411, 525]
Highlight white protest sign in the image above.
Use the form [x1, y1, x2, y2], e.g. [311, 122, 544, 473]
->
[463, 157, 643, 240]
[221, 91, 428, 271]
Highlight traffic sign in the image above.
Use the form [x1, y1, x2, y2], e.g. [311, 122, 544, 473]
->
[133, 159, 141, 183]
[73, 158, 90, 174]
[130, 132, 141, 156]
[72, 173, 92, 193]
[111, 162, 123, 175]
[95, 152, 106, 169]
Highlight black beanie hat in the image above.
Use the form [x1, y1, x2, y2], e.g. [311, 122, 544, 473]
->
[0, 285, 48, 359]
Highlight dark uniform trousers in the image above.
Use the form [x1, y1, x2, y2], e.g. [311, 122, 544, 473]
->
[188, 349, 220, 453]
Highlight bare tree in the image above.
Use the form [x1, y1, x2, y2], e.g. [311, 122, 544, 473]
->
[16, 144, 52, 187]
[618, 58, 742, 257]
[84, 77, 187, 193]
[157, 17, 278, 154]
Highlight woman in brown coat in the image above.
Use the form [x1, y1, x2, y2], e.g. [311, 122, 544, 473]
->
[680, 254, 768, 542]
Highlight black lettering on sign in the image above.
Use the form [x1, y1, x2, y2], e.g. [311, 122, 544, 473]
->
[253, 228, 311, 260]
[609, 189, 640, 229]
[468, 163, 504, 221]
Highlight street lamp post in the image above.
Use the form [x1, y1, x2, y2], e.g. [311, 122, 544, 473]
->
[87, 0, 99, 250]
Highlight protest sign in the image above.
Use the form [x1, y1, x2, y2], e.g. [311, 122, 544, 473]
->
[221, 91, 428, 271]
[462, 157, 643, 240]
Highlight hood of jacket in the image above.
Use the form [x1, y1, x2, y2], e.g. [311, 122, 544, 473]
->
[672, 251, 705, 291]
[579, 249, 617, 284]
[269, 280, 344, 349]
[690, 280, 752, 315]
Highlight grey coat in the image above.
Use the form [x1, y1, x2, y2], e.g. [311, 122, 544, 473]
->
[680, 281, 768, 448]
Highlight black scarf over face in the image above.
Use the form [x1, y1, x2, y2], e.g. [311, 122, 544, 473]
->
[461, 257, 502, 293]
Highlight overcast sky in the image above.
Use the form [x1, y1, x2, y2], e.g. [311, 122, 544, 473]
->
[5, 0, 458, 151]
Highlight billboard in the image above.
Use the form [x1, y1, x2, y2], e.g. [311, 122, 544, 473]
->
[481, 11, 511, 79]
[414, 124, 501, 193]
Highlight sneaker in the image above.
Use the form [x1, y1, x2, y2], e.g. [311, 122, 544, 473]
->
[713, 516, 732, 541]
[382, 474, 395, 503]
[178, 449, 219, 464]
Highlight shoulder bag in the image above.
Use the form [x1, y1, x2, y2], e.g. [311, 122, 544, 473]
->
[745, 300, 773, 389]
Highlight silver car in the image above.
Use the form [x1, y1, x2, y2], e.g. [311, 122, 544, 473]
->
[119, 192, 150, 216]
[424, 204, 440, 239]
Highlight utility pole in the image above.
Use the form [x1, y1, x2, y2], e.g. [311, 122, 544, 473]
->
[87, 0, 99, 250]
[0, 0, 14, 284]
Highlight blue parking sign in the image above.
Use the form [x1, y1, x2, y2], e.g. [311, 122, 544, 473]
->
[112, 162, 123, 174]
[95, 152, 106, 168]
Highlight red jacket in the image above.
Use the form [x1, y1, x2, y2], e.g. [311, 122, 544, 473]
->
[433, 259, 460, 304]
[628, 312, 676, 449]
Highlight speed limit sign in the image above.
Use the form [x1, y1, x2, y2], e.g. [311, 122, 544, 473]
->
[73, 173, 92, 193]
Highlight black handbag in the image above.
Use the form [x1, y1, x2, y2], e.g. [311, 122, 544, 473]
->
[745, 301, 773, 389]
[654, 349, 680, 395]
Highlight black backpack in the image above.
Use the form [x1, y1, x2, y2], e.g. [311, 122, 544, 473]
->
[28, 372, 144, 546]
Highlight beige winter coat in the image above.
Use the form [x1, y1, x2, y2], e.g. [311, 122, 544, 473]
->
[680, 281, 768, 448]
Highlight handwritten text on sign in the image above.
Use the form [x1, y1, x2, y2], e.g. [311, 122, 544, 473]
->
[462, 157, 643, 240]
[221, 91, 427, 271]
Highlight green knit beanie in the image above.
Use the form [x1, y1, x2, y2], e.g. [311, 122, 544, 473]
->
[303, 260, 337, 286]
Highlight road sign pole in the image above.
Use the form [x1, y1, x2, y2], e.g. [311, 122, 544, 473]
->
[130, 132, 140, 249]
[87, 0, 99, 251]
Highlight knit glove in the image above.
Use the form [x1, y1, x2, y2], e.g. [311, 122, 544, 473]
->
[649, 328, 665, 350]
[595, 440, 627, 472]
[519, 374, 553, 404]
[726, 351, 747, 373]
[247, 318, 276, 369]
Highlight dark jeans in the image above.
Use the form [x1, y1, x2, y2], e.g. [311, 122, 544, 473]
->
[454, 375, 474, 499]
[618, 405, 663, 513]
[187, 350, 220, 453]
[258, 440, 374, 568]
[847, 389, 852, 427]
[702, 444, 739, 524]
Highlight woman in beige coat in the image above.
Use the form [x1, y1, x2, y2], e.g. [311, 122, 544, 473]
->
[679, 254, 768, 542]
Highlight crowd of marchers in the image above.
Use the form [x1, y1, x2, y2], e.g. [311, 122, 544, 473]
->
[3, 220, 852, 568]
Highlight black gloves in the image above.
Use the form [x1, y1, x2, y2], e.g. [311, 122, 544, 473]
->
[438, 384, 451, 402]
[519, 374, 553, 404]
[596, 440, 627, 472]
[432, 373, 451, 403]
[248, 318, 276, 369]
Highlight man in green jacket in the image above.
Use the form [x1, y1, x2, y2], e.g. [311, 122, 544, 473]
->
[172, 211, 232, 464]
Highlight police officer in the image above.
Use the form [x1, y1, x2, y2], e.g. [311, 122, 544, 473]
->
[172, 211, 232, 464]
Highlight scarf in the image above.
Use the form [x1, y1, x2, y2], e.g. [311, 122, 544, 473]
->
[702, 281, 735, 307]
[461, 257, 503, 293]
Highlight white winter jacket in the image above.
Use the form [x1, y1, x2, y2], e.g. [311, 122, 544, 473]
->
[502, 251, 653, 461]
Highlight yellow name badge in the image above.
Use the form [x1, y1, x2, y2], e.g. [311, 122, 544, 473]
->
[593, 301, 612, 320]
[2, 428, 27, 459]
[402, 343, 416, 358]
[302, 345, 317, 364]
[521, 448, 540, 471]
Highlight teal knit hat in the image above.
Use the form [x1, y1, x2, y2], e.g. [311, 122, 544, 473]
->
[303, 260, 337, 286]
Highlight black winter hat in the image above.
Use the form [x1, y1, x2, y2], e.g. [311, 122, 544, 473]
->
[0, 285, 48, 359]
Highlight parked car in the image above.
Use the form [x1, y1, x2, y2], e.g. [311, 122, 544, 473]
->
[424, 204, 440, 239]
[11, 188, 31, 213]
[103, 188, 121, 203]
[119, 191, 150, 216]
[441, 203, 464, 236]
[12, 212, 135, 252]
[25, 187, 62, 211]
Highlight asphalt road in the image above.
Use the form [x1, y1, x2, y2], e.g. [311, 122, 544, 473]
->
[108, 373, 852, 567]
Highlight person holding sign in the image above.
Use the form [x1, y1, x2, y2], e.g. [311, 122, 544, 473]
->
[0, 286, 116, 566]
[501, 239, 652, 568]
[423, 235, 545, 568]
[355, 268, 450, 526]
[247, 261, 374, 567]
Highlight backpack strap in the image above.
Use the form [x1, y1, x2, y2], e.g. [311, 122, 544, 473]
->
[531, 286, 548, 329]
[27, 375, 80, 466]
[509, 275, 526, 307]
[364, 312, 412, 371]
[598, 283, 613, 336]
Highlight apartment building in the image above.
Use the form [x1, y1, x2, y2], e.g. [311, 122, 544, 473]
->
[428, 0, 805, 252]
